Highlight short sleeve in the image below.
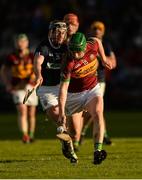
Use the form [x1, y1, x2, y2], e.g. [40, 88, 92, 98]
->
[35, 42, 49, 57]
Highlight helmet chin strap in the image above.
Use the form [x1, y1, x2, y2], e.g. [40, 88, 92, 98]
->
[48, 35, 61, 49]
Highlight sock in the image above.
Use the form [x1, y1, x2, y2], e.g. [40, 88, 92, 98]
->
[73, 140, 79, 147]
[94, 143, 103, 151]
[82, 124, 89, 135]
[29, 131, 34, 139]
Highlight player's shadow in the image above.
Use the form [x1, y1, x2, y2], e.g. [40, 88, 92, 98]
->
[0, 155, 62, 163]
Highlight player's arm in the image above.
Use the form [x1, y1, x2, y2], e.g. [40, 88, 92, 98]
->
[92, 37, 113, 70]
[58, 59, 71, 126]
[33, 52, 44, 85]
[107, 51, 117, 69]
[58, 80, 69, 125]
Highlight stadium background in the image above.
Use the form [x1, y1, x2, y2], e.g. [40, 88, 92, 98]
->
[0, 0, 142, 111]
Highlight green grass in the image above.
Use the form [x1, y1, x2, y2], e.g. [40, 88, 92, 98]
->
[0, 111, 142, 178]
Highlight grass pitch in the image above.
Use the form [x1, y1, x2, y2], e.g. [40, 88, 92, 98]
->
[0, 111, 142, 178]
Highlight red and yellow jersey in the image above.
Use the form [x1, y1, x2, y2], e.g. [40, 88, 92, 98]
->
[5, 50, 35, 88]
[61, 41, 99, 92]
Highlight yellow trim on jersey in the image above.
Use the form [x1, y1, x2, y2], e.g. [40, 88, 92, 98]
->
[12, 64, 33, 79]
[73, 58, 99, 78]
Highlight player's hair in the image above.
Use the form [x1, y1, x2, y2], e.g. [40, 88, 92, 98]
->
[14, 33, 29, 49]
[90, 21, 105, 34]
[63, 13, 79, 24]
[16, 33, 28, 41]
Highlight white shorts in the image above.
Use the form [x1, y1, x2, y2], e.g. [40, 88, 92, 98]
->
[99, 82, 106, 96]
[36, 85, 59, 110]
[66, 83, 102, 116]
[12, 84, 38, 106]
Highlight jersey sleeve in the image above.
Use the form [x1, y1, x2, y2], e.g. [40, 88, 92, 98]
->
[35, 42, 49, 57]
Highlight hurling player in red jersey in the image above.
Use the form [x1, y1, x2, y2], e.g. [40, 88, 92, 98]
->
[63, 13, 83, 151]
[1, 34, 38, 143]
[58, 32, 113, 164]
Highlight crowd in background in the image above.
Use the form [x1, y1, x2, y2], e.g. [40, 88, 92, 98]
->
[0, 0, 142, 110]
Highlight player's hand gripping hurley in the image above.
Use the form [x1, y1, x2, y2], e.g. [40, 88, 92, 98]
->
[23, 82, 40, 104]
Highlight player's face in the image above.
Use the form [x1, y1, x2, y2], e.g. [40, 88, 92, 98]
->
[70, 51, 85, 60]
[16, 38, 29, 50]
[92, 27, 104, 39]
[67, 22, 79, 36]
[52, 28, 66, 44]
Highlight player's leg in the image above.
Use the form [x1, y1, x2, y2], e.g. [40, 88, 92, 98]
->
[79, 111, 92, 145]
[46, 105, 60, 125]
[37, 86, 61, 125]
[13, 89, 30, 143]
[60, 91, 88, 162]
[37, 86, 68, 132]
[70, 111, 83, 151]
[61, 138, 78, 163]
[28, 105, 36, 142]
[26, 84, 38, 142]
[16, 103, 30, 143]
[85, 96, 107, 164]
[86, 96, 104, 146]
[37, 86, 78, 163]
[99, 82, 112, 145]
[103, 116, 112, 144]
[47, 106, 79, 163]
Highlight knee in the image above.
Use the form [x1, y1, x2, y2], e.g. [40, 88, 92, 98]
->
[91, 108, 103, 120]
[74, 127, 81, 136]
[48, 106, 59, 116]
[28, 112, 35, 119]
[18, 109, 26, 117]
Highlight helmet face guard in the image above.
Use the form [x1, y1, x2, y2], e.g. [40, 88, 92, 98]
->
[68, 32, 86, 52]
[48, 21, 67, 48]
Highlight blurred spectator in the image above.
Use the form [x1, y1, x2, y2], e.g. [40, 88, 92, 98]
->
[0, 34, 38, 143]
